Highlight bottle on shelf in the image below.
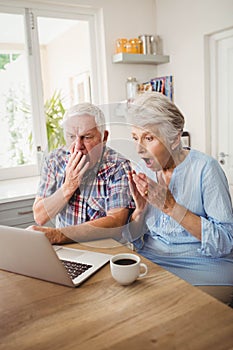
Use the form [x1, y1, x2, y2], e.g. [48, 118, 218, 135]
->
[126, 77, 138, 104]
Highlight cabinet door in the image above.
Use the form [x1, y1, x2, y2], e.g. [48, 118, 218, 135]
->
[0, 198, 35, 228]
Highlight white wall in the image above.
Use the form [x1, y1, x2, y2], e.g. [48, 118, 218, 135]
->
[155, 0, 233, 152]
[95, 0, 158, 103]
[65, 0, 233, 153]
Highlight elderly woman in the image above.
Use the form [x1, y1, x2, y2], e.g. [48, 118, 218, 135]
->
[125, 91, 233, 304]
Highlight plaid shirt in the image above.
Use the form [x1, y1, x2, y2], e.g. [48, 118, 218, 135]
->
[37, 146, 135, 227]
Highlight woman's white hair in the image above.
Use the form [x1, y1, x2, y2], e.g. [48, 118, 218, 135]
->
[127, 91, 185, 150]
[63, 102, 106, 136]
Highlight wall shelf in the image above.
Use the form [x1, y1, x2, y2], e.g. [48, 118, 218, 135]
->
[112, 53, 169, 65]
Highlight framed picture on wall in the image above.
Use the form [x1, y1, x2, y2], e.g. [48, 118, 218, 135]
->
[70, 71, 91, 104]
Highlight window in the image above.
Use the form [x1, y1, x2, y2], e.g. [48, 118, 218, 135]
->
[0, 11, 37, 179]
[0, 3, 105, 180]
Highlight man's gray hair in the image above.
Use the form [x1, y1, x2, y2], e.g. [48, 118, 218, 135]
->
[127, 91, 185, 150]
[63, 102, 106, 136]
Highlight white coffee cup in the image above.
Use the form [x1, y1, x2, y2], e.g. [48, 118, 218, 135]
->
[110, 253, 148, 285]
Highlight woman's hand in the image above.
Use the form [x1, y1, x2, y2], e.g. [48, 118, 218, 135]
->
[128, 170, 148, 215]
[147, 171, 176, 213]
[131, 170, 176, 214]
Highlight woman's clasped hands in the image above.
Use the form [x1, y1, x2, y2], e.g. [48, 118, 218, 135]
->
[128, 170, 176, 215]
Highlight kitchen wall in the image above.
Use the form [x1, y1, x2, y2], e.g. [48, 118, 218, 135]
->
[155, 0, 233, 152]
[61, 0, 232, 153]
[93, 0, 159, 103]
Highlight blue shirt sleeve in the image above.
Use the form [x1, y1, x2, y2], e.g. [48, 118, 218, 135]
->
[199, 157, 233, 257]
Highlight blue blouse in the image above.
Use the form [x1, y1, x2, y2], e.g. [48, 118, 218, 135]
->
[124, 149, 233, 285]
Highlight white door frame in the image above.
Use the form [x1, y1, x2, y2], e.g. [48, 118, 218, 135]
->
[205, 27, 233, 198]
[205, 27, 233, 157]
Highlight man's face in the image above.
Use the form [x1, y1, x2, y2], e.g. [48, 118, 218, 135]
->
[64, 114, 107, 168]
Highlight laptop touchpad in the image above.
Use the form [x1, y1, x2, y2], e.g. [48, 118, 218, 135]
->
[55, 247, 85, 260]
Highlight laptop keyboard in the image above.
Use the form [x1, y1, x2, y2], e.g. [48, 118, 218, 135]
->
[61, 260, 93, 280]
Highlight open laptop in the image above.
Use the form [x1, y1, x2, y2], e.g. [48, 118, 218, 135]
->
[0, 225, 112, 287]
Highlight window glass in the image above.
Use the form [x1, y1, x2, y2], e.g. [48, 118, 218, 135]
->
[37, 16, 91, 151]
[0, 12, 36, 170]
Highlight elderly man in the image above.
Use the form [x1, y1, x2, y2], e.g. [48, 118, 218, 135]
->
[31, 102, 134, 244]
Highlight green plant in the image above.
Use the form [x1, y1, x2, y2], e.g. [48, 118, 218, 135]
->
[44, 90, 66, 151]
[3, 88, 66, 167]
[0, 53, 20, 70]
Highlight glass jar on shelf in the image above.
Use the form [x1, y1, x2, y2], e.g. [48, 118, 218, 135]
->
[115, 38, 127, 53]
[126, 39, 141, 54]
[138, 34, 157, 54]
[126, 77, 138, 104]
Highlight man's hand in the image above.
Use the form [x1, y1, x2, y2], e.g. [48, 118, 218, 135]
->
[27, 225, 73, 244]
[63, 150, 90, 198]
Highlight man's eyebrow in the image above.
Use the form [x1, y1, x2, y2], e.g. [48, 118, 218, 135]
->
[81, 130, 94, 136]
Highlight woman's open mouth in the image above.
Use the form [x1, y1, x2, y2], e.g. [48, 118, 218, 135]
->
[142, 157, 154, 168]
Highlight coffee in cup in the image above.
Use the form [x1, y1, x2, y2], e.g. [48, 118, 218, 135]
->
[110, 253, 148, 285]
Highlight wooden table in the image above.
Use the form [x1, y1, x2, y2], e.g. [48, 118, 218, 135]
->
[0, 240, 233, 350]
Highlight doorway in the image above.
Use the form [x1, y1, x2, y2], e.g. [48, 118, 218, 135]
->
[206, 27, 233, 198]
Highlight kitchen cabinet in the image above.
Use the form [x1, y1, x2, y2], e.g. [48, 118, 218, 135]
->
[0, 198, 35, 228]
[0, 177, 52, 229]
[0, 197, 54, 228]
[112, 53, 169, 65]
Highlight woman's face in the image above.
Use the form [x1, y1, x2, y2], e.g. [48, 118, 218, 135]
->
[131, 126, 172, 171]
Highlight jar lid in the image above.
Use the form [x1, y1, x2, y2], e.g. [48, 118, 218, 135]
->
[127, 77, 137, 82]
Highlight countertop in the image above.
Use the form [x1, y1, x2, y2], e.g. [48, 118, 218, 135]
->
[0, 176, 39, 204]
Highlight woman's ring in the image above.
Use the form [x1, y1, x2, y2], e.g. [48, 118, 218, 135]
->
[144, 190, 148, 196]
